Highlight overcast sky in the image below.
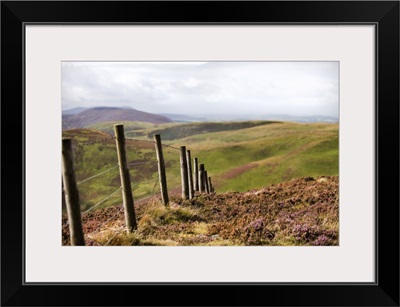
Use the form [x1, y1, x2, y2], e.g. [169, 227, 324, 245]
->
[62, 61, 339, 118]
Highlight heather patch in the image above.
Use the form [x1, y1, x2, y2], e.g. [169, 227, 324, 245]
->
[62, 176, 338, 246]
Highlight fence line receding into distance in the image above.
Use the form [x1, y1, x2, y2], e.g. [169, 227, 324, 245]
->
[62, 123, 215, 246]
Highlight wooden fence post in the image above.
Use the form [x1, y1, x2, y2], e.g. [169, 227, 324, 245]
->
[193, 158, 199, 192]
[62, 138, 85, 246]
[186, 150, 194, 199]
[62, 177, 66, 211]
[114, 124, 137, 232]
[153, 134, 169, 206]
[208, 177, 214, 193]
[199, 163, 206, 192]
[205, 170, 210, 193]
[179, 146, 189, 199]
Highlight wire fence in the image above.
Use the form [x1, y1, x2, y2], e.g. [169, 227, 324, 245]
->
[77, 165, 119, 185]
[62, 126, 214, 246]
[83, 187, 122, 214]
[67, 133, 170, 210]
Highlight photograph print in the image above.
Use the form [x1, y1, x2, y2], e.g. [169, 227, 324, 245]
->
[61, 61, 339, 247]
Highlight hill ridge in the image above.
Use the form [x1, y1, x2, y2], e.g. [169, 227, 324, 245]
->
[62, 107, 172, 129]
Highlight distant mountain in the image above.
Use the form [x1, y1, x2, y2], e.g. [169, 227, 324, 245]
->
[62, 107, 172, 129]
[158, 113, 207, 122]
[198, 113, 338, 123]
[260, 114, 338, 123]
[62, 107, 89, 115]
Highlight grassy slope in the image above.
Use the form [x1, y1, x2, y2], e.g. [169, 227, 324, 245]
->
[62, 121, 338, 211]
[167, 121, 338, 192]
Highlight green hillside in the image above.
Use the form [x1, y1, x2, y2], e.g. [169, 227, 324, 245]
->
[145, 120, 279, 140]
[62, 121, 338, 212]
[175, 122, 339, 191]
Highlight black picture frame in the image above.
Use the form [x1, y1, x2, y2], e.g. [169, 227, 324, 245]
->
[1, 1, 399, 306]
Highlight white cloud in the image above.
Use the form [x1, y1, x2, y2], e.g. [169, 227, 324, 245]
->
[62, 61, 339, 118]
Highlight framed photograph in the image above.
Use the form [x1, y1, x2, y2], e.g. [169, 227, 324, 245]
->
[1, 1, 399, 306]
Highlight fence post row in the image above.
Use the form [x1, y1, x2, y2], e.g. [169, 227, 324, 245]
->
[153, 134, 169, 206]
[62, 128, 216, 245]
[179, 146, 190, 199]
[114, 124, 137, 232]
[62, 138, 85, 246]
[193, 158, 199, 192]
[186, 150, 194, 199]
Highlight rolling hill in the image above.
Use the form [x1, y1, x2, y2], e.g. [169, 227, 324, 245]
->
[62, 107, 172, 129]
[146, 120, 281, 140]
[62, 120, 338, 211]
